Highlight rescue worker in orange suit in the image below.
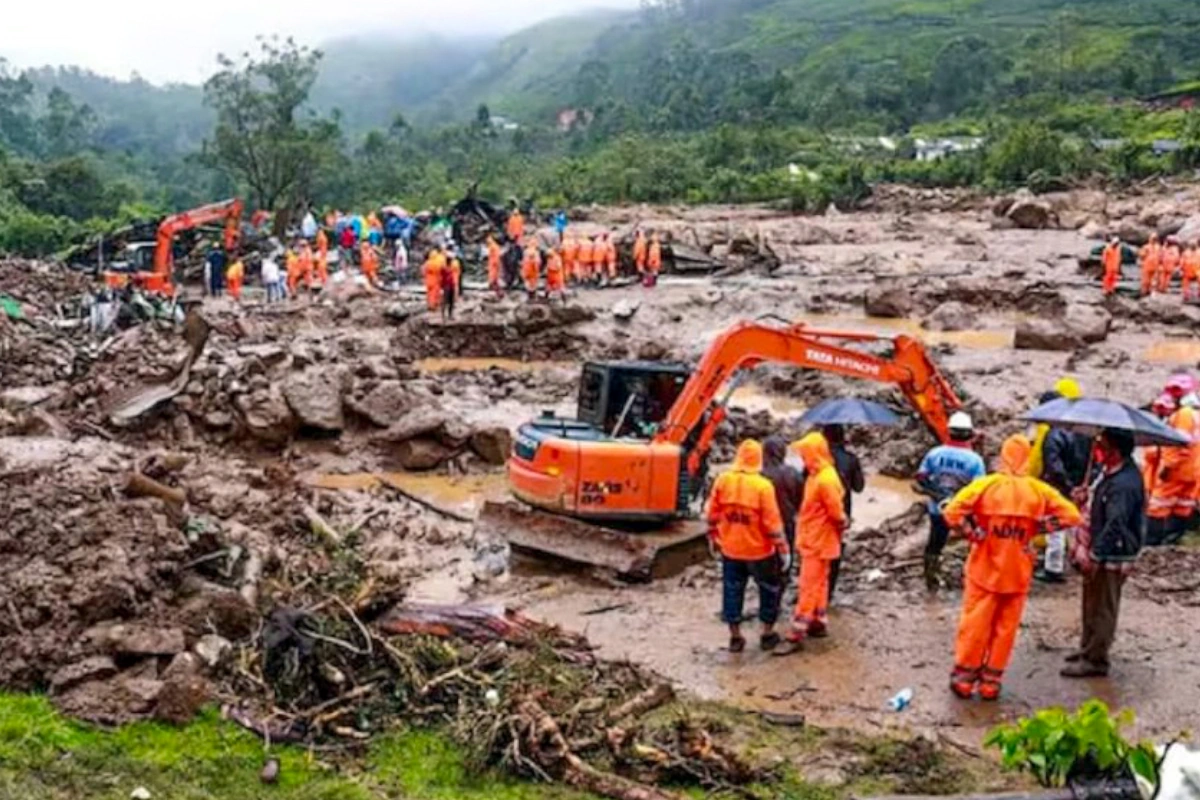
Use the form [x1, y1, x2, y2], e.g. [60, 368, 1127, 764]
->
[298, 241, 314, 290]
[225, 256, 245, 301]
[942, 434, 1081, 700]
[1101, 237, 1122, 296]
[601, 233, 617, 282]
[1146, 375, 1199, 545]
[633, 230, 648, 275]
[506, 208, 525, 244]
[1140, 233, 1161, 296]
[423, 248, 445, 312]
[285, 248, 301, 297]
[315, 228, 329, 286]
[577, 235, 595, 284]
[441, 251, 460, 321]
[1183, 242, 1200, 304]
[1160, 236, 1182, 294]
[545, 247, 566, 302]
[706, 439, 788, 653]
[562, 234, 579, 284]
[778, 432, 846, 654]
[486, 235, 503, 297]
[360, 241, 379, 288]
[521, 239, 542, 299]
[646, 233, 663, 287]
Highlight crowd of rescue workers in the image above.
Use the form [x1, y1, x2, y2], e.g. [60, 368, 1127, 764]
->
[707, 371, 1197, 702]
[199, 202, 664, 315]
[188, 202, 1197, 705]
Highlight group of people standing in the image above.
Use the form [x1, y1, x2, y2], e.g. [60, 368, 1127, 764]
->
[1101, 233, 1200, 300]
[706, 372, 1186, 701]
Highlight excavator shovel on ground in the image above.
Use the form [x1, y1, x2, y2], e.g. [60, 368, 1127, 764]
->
[484, 320, 963, 581]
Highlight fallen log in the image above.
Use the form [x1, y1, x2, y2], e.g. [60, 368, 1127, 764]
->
[124, 472, 186, 507]
[302, 504, 341, 546]
[378, 603, 586, 649]
[605, 684, 675, 724]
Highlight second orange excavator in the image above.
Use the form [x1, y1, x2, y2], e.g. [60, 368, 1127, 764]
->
[477, 320, 964, 579]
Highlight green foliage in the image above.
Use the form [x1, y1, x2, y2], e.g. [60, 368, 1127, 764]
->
[983, 700, 1159, 789]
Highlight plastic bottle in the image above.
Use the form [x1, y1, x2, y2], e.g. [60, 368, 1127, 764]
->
[888, 687, 914, 712]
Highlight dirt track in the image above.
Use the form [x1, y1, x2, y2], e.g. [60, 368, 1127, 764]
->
[3, 186, 1200, 750]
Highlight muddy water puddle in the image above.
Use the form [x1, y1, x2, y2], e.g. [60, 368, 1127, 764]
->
[1144, 340, 1200, 365]
[796, 313, 1014, 349]
[302, 471, 508, 514]
[415, 357, 569, 373]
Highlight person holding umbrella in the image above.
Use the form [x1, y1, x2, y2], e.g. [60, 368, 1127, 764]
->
[917, 412, 987, 591]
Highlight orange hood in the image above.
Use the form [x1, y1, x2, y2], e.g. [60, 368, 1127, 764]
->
[734, 440, 764, 473]
[795, 432, 833, 473]
[999, 434, 1032, 476]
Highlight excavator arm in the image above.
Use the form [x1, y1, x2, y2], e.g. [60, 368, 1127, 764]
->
[153, 198, 244, 277]
[652, 321, 962, 476]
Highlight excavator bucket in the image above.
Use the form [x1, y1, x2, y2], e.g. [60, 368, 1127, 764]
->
[474, 501, 709, 583]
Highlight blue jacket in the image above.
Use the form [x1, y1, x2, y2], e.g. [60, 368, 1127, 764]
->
[918, 444, 986, 516]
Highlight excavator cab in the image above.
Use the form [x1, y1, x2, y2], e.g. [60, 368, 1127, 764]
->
[576, 361, 690, 439]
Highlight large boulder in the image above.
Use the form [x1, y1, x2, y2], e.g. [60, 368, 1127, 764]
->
[921, 301, 976, 332]
[1007, 197, 1058, 230]
[865, 285, 916, 318]
[395, 438, 458, 470]
[282, 369, 345, 432]
[234, 387, 296, 444]
[1014, 306, 1112, 351]
[376, 407, 450, 443]
[1113, 220, 1154, 246]
[1176, 214, 1200, 245]
[470, 427, 513, 465]
[346, 381, 414, 428]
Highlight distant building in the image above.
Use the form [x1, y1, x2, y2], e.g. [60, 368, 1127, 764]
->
[1153, 139, 1182, 157]
[490, 115, 520, 132]
[1144, 83, 1200, 110]
[1091, 138, 1126, 151]
[556, 108, 593, 132]
[913, 137, 985, 162]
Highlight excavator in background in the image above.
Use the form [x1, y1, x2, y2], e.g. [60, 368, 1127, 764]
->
[103, 199, 243, 295]
[476, 320, 964, 580]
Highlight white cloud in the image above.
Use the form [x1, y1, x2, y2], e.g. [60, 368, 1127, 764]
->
[0, 0, 639, 84]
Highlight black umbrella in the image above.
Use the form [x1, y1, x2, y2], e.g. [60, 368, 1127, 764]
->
[1022, 397, 1190, 447]
[799, 397, 901, 428]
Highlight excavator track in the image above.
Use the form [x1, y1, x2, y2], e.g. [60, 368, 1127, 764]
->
[474, 501, 708, 583]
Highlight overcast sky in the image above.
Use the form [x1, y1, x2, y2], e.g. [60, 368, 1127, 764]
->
[0, 0, 640, 85]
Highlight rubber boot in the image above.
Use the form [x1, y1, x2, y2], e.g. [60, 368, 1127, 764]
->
[924, 553, 941, 592]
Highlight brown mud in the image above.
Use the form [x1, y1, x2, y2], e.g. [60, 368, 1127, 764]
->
[3, 184, 1200, 766]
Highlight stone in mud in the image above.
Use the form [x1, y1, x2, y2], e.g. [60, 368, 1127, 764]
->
[637, 341, 670, 361]
[612, 300, 639, 321]
[439, 417, 474, 448]
[511, 304, 595, 335]
[864, 285, 915, 319]
[154, 673, 211, 725]
[1007, 197, 1058, 230]
[178, 587, 257, 640]
[1113, 220, 1153, 246]
[194, 634, 232, 668]
[234, 387, 296, 444]
[1176, 214, 1200, 246]
[921, 302, 975, 332]
[108, 625, 186, 657]
[470, 427, 513, 465]
[55, 676, 165, 725]
[1014, 306, 1112, 351]
[203, 410, 234, 430]
[346, 381, 413, 428]
[377, 407, 449, 443]
[283, 368, 344, 432]
[50, 656, 118, 694]
[395, 438, 458, 470]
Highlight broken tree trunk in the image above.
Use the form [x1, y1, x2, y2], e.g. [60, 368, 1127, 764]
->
[604, 684, 675, 724]
[124, 472, 186, 507]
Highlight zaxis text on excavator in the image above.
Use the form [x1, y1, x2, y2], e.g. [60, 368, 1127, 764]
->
[477, 320, 963, 580]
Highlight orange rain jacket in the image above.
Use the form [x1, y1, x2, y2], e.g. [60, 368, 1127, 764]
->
[546, 250, 565, 292]
[647, 238, 663, 273]
[506, 211, 525, 243]
[706, 440, 786, 561]
[793, 433, 847, 560]
[577, 237, 595, 277]
[1101, 243, 1122, 293]
[486, 237, 502, 286]
[521, 244, 542, 291]
[633, 232, 648, 271]
[562, 236, 579, 278]
[942, 435, 1082, 595]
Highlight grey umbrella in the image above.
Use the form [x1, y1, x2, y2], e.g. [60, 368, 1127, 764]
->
[1021, 397, 1191, 447]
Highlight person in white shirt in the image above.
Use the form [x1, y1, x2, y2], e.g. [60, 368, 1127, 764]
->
[261, 256, 281, 302]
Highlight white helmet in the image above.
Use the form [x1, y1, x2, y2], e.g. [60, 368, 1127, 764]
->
[949, 411, 974, 433]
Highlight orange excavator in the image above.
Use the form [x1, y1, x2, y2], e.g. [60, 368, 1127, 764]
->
[104, 198, 243, 295]
[477, 320, 964, 579]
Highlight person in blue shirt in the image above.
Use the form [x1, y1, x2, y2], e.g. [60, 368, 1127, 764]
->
[917, 411, 986, 591]
[554, 210, 568, 243]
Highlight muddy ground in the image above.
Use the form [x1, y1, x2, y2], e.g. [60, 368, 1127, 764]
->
[3, 183, 1200, 769]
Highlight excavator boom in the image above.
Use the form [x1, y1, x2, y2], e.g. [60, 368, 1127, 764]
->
[489, 319, 964, 581]
[153, 198, 244, 277]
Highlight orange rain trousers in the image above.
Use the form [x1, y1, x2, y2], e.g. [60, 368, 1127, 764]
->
[1160, 247, 1181, 294]
[953, 579, 1028, 683]
[794, 556, 830, 635]
[1101, 245, 1121, 295]
[1141, 244, 1161, 295]
[424, 263, 443, 311]
[634, 235, 647, 273]
[1183, 251, 1200, 302]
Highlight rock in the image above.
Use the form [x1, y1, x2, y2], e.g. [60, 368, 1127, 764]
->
[952, 232, 984, 247]
[612, 300, 640, 321]
[992, 195, 1016, 217]
[283, 368, 345, 432]
[154, 673, 211, 725]
[234, 387, 295, 444]
[921, 302, 976, 332]
[1177, 214, 1200, 245]
[193, 634, 232, 668]
[1079, 219, 1106, 240]
[346, 381, 413, 428]
[1137, 200, 1178, 229]
[131, 788, 153, 800]
[1114, 220, 1153, 246]
[0, 385, 61, 408]
[261, 758, 281, 784]
[178, 588, 257, 640]
[470, 428, 513, 465]
[1015, 306, 1112, 351]
[1007, 197, 1057, 230]
[438, 417, 474, 448]
[637, 341, 670, 361]
[162, 653, 201, 680]
[865, 285, 915, 318]
[50, 656, 118, 694]
[376, 407, 449, 443]
[395, 438, 458, 470]
[202, 410, 233, 430]
[109, 625, 186, 657]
